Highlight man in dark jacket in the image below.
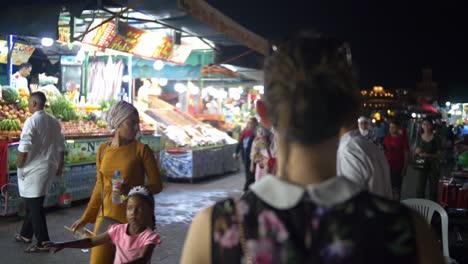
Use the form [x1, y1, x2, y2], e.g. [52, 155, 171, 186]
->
[235, 118, 258, 191]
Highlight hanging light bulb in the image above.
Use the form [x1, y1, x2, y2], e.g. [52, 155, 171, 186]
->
[122, 75, 130, 83]
[189, 85, 200, 95]
[159, 78, 168, 86]
[153, 60, 164, 70]
[174, 83, 187, 93]
[41, 37, 54, 47]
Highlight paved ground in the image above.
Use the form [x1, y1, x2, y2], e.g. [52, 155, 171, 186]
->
[0, 166, 466, 263]
[0, 172, 243, 264]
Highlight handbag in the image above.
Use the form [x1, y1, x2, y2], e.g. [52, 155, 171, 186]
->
[95, 142, 122, 235]
[266, 148, 277, 174]
[412, 156, 428, 170]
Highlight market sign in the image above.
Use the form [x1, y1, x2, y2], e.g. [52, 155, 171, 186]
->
[167, 44, 192, 65]
[83, 20, 174, 61]
[0, 40, 35, 65]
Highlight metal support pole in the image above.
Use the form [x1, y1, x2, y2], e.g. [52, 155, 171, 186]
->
[7, 34, 15, 86]
[128, 55, 133, 103]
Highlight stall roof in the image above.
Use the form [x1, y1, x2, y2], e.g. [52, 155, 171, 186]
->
[132, 57, 258, 84]
[1, 0, 268, 54]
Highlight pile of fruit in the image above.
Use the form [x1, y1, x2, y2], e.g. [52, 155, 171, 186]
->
[18, 88, 29, 101]
[0, 119, 22, 137]
[2, 86, 19, 103]
[0, 103, 31, 138]
[61, 120, 111, 137]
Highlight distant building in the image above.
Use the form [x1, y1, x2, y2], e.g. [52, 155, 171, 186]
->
[415, 68, 438, 99]
[361, 86, 395, 111]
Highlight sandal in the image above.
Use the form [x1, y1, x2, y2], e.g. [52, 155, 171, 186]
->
[24, 245, 50, 253]
[14, 234, 32, 244]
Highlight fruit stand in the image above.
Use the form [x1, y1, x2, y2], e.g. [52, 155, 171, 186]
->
[0, 86, 162, 216]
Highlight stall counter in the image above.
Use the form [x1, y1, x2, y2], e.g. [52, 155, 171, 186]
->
[0, 135, 162, 216]
[160, 143, 239, 183]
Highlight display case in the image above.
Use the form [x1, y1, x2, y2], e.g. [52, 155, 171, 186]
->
[60, 56, 83, 94]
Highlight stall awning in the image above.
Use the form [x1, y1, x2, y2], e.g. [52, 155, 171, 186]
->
[1, 1, 268, 53]
[113, 0, 269, 55]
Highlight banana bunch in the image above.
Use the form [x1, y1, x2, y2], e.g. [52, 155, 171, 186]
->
[0, 119, 21, 131]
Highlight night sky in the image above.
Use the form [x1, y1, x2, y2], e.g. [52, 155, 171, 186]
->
[207, 0, 468, 102]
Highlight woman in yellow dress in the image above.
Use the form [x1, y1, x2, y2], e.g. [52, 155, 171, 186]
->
[71, 101, 163, 264]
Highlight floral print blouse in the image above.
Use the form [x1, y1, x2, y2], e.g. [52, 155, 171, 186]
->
[211, 176, 418, 264]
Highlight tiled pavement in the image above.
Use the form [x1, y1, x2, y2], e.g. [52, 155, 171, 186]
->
[0, 172, 244, 264]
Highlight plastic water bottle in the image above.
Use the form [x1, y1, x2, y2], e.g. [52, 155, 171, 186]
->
[64, 226, 93, 252]
[112, 171, 123, 204]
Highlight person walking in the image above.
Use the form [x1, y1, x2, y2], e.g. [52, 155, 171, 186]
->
[14, 92, 65, 253]
[337, 123, 393, 199]
[414, 118, 441, 201]
[181, 32, 443, 264]
[383, 119, 409, 200]
[250, 126, 272, 181]
[357, 116, 380, 146]
[70, 101, 163, 264]
[234, 117, 258, 190]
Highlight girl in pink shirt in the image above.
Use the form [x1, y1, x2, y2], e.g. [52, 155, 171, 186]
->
[45, 186, 161, 264]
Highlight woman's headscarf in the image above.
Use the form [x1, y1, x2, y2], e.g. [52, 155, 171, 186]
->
[106, 101, 139, 134]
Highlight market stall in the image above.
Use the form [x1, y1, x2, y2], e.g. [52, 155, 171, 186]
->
[0, 68, 161, 216]
[142, 96, 238, 182]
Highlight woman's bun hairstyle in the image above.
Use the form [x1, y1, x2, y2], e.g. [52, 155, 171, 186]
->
[264, 31, 360, 144]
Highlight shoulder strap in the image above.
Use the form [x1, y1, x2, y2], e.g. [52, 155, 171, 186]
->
[100, 142, 111, 217]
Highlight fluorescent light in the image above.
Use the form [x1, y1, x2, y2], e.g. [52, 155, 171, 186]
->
[253, 85, 264, 90]
[221, 64, 238, 72]
[41, 37, 54, 47]
[84, 18, 93, 22]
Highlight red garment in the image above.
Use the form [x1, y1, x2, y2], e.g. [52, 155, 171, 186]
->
[0, 141, 8, 189]
[239, 128, 254, 142]
[383, 135, 409, 171]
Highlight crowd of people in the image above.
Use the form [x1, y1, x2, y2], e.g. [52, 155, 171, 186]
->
[234, 111, 453, 204]
[11, 32, 452, 263]
[182, 32, 444, 264]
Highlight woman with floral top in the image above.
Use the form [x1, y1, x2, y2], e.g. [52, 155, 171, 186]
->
[250, 126, 272, 181]
[181, 32, 443, 264]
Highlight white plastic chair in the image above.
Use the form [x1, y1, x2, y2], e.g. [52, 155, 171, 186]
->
[401, 198, 450, 259]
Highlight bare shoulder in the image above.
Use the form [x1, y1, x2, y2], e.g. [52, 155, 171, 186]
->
[180, 206, 213, 264]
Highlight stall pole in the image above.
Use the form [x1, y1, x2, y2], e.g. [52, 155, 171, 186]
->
[128, 55, 133, 103]
[83, 52, 89, 100]
[7, 35, 15, 86]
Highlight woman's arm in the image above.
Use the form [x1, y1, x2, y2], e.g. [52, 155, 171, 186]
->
[45, 232, 112, 253]
[79, 143, 107, 224]
[142, 145, 163, 194]
[180, 206, 213, 264]
[124, 244, 155, 264]
[412, 212, 444, 264]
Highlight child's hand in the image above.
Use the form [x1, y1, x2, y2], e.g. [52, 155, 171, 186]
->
[42, 242, 65, 253]
[119, 183, 131, 196]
